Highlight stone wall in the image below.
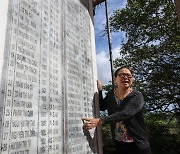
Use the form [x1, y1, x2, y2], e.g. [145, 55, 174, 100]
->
[0, 0, 100, 154]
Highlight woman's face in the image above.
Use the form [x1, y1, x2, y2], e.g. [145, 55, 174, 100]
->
[114, 68, 133, 89]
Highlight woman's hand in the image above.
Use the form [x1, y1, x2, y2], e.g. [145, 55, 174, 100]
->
[97, 80, 102, 91]
[82, 118, 102, 130]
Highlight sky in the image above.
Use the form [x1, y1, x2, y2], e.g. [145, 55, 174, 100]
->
[94, 0, 127, 85]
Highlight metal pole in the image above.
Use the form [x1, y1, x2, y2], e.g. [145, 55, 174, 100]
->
[105, 0, 114, 85]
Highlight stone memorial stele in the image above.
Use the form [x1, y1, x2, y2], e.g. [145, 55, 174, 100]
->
[0, 0, 102, 154]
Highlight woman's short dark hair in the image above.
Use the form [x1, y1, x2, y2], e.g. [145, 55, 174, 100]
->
[114, 66, 133, 78]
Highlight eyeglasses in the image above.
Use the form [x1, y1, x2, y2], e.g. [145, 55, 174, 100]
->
[117, 73, 132, 78]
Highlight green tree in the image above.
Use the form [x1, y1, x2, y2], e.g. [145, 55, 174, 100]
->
[109, 0, 180, 118]
[145, 112, 180, 154]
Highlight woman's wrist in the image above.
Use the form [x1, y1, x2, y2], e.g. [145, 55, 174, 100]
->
[98, 118, 102, 125]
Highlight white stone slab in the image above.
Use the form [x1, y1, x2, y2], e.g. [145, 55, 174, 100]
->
[0, 0, 99, 154]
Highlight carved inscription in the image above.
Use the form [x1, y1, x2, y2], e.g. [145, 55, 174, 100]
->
[64, 0, 95, 154]
[0, 0, 96, 154]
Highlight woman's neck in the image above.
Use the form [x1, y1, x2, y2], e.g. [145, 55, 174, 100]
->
[115, 87, 132, 100]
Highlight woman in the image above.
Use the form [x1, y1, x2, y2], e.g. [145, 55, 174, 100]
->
[82, 67, 151, 154]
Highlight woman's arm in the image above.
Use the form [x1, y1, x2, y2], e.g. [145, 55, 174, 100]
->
[82, 92, 144, 130]
[101, 91, 144, 124]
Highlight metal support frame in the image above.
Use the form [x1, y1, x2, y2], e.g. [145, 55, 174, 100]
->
[104, 0, 114, 85]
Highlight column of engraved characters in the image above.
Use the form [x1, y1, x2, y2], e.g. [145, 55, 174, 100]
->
[12, 1, 40, 154]
[48, 0, 63, 153]
[80, 4, 93, 119]
[0, 1, 19, 152]
[65, 1, 94, 154]
[38, 0, 63, 153]
[79, 2, 94, 154]
[65, 1, 82, 153]
[38, 0, 50, 153]
[1, 0, 41, 153]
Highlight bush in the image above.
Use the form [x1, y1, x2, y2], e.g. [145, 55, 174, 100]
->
[147, 120, 180, 154]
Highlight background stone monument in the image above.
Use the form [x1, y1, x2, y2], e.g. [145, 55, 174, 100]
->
[0, 0, 100, 153]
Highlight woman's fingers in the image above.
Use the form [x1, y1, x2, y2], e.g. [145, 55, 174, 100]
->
[82, 118, 90, 122]
[82, 118, 101, 131]
[83, 123, 92, 130]
[97, 80, 102, 91]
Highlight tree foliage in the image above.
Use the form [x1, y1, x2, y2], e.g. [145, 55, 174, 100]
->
[145, 113, 180, 154]
[109, 0, 180, 117]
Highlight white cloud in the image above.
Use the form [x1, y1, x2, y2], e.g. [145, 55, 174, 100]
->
[96, 46, 121, 85]
[112, 46, 121, 60]
[96, 50, 111, 85]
